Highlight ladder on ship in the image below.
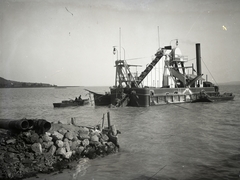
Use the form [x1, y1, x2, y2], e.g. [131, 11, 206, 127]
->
[137, 48, 164, 85]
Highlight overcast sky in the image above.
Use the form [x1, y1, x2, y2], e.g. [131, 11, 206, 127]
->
[0, 0, 239, 86]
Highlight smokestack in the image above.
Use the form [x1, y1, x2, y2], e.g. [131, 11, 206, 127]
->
[196, 43, 202, 75]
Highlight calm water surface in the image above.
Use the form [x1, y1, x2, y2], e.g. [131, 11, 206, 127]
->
[0, 85, 240, 180]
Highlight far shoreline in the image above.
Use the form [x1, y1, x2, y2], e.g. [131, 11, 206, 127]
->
[0, 86, 83, 89]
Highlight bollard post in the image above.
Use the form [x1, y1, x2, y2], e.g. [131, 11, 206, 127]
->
[107, 112, 111, 128]
[102, 113, 105, 129]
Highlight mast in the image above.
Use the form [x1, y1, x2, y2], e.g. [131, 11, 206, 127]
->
[119, 27, 121, 60]
[158, 26, 160, 49]
[158, 26, 160, 87]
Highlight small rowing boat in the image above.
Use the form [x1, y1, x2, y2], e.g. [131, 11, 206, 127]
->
[53, 98, 89, 108]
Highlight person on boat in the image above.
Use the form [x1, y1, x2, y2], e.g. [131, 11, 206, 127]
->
[75, 97, 78, 101]
[78, 95, 82, 100]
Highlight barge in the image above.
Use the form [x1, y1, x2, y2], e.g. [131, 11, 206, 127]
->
[192, 91, 235, 103]
[88, 41, 234, 107]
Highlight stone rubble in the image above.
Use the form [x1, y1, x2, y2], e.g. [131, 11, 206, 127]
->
[0, 121, 120, 179]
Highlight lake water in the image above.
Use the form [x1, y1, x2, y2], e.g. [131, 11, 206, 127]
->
[0, 85, 240, 180]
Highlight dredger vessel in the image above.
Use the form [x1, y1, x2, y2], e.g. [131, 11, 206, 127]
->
[87, 41, 234, 107]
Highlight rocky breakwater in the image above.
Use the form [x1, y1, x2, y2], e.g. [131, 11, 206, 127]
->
[0, 116, 120, 179]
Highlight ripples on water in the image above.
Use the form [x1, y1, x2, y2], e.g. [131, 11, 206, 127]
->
[0, 85, 240, 180]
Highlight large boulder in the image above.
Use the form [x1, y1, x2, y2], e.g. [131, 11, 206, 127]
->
[63, 151, 72, 159]
[55, 140, 64, 148]
[71, 140, 81, 150]
[65, 131, 74, 140]
[75, 146, 84, 155]
[48, 145, 57, 155]
[58, 128, 68, 135]
[42, 133, 52, 142]
[82, 139, 89, 147]
[56, 147, 66, 156]
[79, 134, 90, 140]
[42, 141, 54, 149]
[64, 141, 71, 152]
[31, 143, 42, 154]
[52, 131, 64, 141]
[90, 135, 99, 142]
[78, 127, 89, 135]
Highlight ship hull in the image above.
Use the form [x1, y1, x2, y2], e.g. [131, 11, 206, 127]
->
[111, 88, 150, 107]
[110, 86, 218, 107]
[93, 93, 111, 106]
[85, 89, 111, 106]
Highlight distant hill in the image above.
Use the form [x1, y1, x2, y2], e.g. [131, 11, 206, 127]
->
[0, 77, 56, 88]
